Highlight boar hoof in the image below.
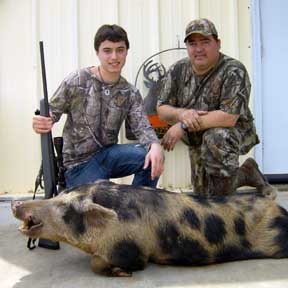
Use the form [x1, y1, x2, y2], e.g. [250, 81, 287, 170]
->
[110, 267, 132, 277]
[261, 184, 278, 200]
[91, 255, 132, 277]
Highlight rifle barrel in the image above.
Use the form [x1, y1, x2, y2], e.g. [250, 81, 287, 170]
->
[39, 41, 49, 117]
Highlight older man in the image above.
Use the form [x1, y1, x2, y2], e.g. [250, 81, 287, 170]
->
[157, 18, 274, 196]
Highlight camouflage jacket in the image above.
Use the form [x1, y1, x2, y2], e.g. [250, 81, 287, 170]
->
[158, 53, 259, 151]
[50, 67, 159, 169]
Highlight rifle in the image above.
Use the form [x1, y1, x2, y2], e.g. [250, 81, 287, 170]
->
[39, 41, 58, 200]
[28, 42, 60, 250]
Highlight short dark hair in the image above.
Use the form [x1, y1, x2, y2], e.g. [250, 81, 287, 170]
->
[94, 24, 130, 51]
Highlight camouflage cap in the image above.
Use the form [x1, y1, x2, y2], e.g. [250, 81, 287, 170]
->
[184, 18, 218, 42]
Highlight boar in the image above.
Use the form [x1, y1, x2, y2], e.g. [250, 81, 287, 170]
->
[11, 180, 288, 277]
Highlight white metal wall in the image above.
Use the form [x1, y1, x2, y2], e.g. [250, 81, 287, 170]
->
[0, 0, 252, 193]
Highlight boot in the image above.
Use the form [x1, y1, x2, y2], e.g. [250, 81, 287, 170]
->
[206, 174, 237, 196]
[236, 158, 277, 199]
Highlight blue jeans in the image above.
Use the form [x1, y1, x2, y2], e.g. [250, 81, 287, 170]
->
[65, 144, 158, 189]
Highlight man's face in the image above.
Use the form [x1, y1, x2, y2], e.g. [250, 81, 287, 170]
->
[96, 40, 128, 74]
[186, 34, 220, 74]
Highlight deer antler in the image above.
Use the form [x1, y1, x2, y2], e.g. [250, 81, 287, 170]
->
[143, 60, 166, 88]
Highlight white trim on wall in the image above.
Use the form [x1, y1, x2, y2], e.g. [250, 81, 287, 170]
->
[250, 0, 263, 169]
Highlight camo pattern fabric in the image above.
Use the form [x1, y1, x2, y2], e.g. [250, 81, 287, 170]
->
[49, 67, 159, 169]
[186, 127, 245, 194]
[184, 18, 218, 41]
[158, 53, 259, 190]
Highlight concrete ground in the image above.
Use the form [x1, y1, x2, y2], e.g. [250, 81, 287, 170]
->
[1, 186, 288, 288]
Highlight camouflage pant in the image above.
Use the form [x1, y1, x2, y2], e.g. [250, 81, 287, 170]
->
[183, 127, 256, 194]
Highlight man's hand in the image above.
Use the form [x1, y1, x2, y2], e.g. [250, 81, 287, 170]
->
[32, 115, 53, 134]
[144, 143, 165, 180]
[161, 123, 185, 151]
[179, 109, 208, 132]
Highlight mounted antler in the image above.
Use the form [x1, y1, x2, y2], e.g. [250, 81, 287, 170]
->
[142, 60, 166, 117]
[126, 47, 186, 140]
[143, 60, 166, 89]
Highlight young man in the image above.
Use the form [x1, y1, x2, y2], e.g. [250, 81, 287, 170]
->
[157, 18, 275, 196]
[33, 24, 164, 189]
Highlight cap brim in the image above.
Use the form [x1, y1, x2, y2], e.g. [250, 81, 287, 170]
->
[184, 31, 213, 42]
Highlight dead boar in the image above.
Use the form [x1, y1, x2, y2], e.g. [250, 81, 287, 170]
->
[11, 180, 288, 277]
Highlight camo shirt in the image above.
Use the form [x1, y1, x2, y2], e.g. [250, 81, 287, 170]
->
[158, 53, 259, 151]
[49, 67, 159, 169]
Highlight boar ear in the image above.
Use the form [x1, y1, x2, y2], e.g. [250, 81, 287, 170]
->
[82, 202, 117, 227]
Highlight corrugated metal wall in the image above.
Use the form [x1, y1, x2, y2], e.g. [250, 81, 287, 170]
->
[0, 0, 252, 193]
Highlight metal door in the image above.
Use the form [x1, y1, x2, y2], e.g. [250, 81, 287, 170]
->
[252, 0, 288, 182]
